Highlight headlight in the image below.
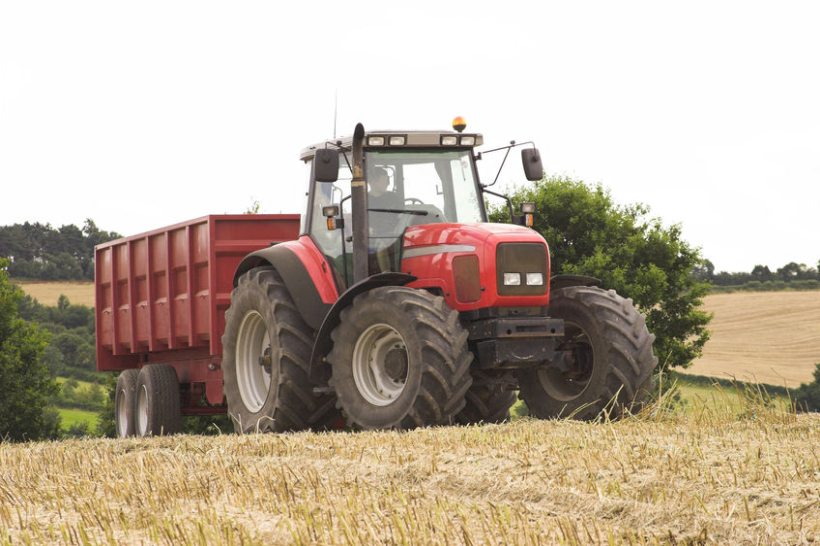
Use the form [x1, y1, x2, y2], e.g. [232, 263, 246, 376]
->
[460, 136, 475, 146]
[525, 273, 544, 286]
[388, 135, 406, 145]
[367, 136, 385, 146]
[503, 273, 522, 286]
[440, 135, 458, 146]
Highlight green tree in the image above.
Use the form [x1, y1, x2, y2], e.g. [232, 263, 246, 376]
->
[493, 176, 711, 370]
[0, 259, 60, 441]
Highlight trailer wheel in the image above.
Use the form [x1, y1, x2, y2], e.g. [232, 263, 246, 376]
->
[518, 286, 657, 420]
[135, 364, 182, 437]
[456, 373, 517, 425]
[222, 267, 338, 434]
[114, 369, 139, 438]
[327, 287, 473, 430]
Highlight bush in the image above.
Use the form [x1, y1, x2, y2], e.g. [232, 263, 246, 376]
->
[793, 364, 820, 412]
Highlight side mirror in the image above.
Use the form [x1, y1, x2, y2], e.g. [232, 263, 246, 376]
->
[314, 149, 339, 182]
[521, 148, 543, 181]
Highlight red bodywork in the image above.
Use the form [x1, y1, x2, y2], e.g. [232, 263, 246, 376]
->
[95, 215, 300, 411]
[401, 223, 551, 311]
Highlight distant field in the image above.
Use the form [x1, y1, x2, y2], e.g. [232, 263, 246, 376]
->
[13, 279, 94, 307]
[684, 290, 820, 387]
[56, 407, 98, 430]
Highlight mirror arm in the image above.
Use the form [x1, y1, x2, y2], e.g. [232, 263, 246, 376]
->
[481, 186, 517, 223]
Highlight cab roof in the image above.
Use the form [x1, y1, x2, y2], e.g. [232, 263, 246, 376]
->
[299, 130, 483, 161]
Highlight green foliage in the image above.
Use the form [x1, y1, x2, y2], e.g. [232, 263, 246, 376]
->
[0, 219, 120, 281]
[96, 373, 117, 438]
[0, 259, 60, 441]
[17, 294, 98, 381]
[793, 364, 820, 412]
[492, 175, 711, 370]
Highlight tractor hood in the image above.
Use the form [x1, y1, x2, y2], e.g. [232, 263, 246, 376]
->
[402, 222, 545, 249]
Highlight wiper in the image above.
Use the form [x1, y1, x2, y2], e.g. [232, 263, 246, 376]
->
[368, 208, 428, 216]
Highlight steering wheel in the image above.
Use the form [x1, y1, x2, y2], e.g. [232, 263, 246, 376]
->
[404, 197, 424, 205]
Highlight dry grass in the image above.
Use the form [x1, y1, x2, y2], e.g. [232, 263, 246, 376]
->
[1, 404, 817, 545]
[13, 280, 94, 307]
[685, 290, 820, 387]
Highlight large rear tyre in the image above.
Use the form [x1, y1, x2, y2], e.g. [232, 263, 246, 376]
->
[135, 364, 182, 437]
[222, 267, 338, 434]
[456, 372, 517, 425]
[327, 287, 473, 430]
[114, 369, 139, 438]
[518, 286, 657, 420]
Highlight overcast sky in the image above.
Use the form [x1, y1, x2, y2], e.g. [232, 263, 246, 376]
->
[1, 1, 818, 272]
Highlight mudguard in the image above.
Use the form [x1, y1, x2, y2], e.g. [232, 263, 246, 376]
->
[550, 274, 602, 291]
[308, 272, 416, 383]
[233, 243, 334, 331]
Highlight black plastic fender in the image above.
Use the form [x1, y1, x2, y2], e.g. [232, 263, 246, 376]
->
[308, 272, 416, 383]
[233, 245, 331, 331]
[550, 274, 602, 291]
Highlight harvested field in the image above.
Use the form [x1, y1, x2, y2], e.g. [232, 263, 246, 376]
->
[685, 290, 820, 387]
[13, 280, 94, 307]
[1, 409, 817, 545]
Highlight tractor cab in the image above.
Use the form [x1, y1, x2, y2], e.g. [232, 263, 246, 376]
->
[300, 121, 539, 289]
[303, 132, 486, 285]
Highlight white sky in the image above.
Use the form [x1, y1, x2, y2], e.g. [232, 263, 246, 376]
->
[1, 1, 818, 272]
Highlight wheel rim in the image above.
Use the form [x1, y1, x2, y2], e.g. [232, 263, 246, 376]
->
[236, 310, 272, 413]
[116, 389, 129, 437]
[538, 320, 595, 401]
[137, 385, 149, 436]
[352, 323, 408, 406]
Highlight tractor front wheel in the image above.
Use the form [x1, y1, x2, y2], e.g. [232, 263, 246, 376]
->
[518, 286, 657, 420]
[327, 287, 472, 430]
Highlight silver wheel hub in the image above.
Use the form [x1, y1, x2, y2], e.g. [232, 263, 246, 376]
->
[352, 323, 408, 406]
[236, 310, 272, 413]
[137, 384, 149, 436]
[116, 389, 129, 437]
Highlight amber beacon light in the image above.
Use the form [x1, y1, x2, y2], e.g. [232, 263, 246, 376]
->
[452, 116, 467, 133]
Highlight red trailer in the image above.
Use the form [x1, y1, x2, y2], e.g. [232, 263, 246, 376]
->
[95, 214, 300, 422]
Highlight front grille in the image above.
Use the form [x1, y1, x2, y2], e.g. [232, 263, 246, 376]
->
[496, 243, 548, 296]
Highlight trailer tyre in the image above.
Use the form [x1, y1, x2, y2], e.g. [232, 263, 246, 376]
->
[222, 267, 338, 434]
[135, 364, 182, 437]
[327, 287, 473, 430]
[518, 286, 657, 420]
[114, 369, 139, 438]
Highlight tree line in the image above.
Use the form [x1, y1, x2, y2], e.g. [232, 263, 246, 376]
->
[694, 259, 820, 286]
[0, 219, 120, 280]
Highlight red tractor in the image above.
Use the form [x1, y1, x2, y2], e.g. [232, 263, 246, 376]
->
[220, 120, 656, 431]
[100, 119, 656, 435]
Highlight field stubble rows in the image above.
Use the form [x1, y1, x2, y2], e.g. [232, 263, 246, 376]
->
[1, 409, 817, 545]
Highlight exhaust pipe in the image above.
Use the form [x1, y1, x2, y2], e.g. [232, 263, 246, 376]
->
[350, 123, 369, 283]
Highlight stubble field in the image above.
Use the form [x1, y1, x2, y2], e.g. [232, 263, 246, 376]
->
[1, 407, 817, 545]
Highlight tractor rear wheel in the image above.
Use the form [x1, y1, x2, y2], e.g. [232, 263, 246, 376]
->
[518, 286, 657, 420]
[327, 287, 472, 430]
[222, 267, 338, 433]
[456, 372, 517, 424]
